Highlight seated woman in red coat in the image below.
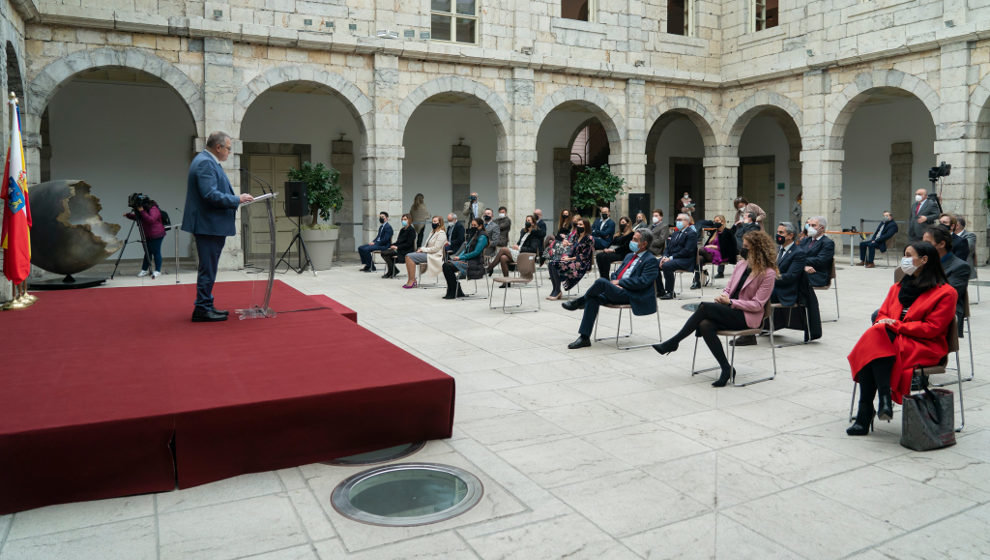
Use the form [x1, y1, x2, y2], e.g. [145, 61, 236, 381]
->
[846, 241, 957, 436]
[652, 230, 778, 387]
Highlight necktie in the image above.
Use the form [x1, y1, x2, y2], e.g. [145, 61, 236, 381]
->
[777, 247, 784, 263]
[916, 202, 922, 215]
[617, 255, 638, 280]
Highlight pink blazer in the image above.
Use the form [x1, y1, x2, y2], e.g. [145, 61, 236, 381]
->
[721, 262, 776, 328]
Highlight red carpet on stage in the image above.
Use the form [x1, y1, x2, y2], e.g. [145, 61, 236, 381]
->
[0, 280, 455, 514]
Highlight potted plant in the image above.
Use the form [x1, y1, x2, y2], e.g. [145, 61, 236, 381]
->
[571, 164, 625, 217]
[288, 161, 342, 270]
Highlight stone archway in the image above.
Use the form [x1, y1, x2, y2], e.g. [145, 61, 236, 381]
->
[645, 98, 719, 220]
[534, 86, 626, 157]
[397, 77, 510, 153]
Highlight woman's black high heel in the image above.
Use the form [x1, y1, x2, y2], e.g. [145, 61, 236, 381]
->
[652, 339, 679, 355]
[712, 367, 735, 388]
[847, 407, 875, 436]
[877, 394, 893, 422]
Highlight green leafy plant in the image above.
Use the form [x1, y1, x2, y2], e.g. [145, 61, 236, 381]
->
[287, 161, 342, 227]
[571, 164, 625, 214]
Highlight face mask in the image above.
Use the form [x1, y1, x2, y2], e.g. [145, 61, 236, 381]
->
[447, 220, 455, 227]
[379, 217, 385, 224]
[915, 195, 923, 202]
[900, 256, 918, 275]
[775, 234, 786, 245]
[652, 216, 660, 224]
[601, 213, 609, 219]
[470, 196, 477, 202]
[526, 222, 533, 229]
[676, 220, 685, 230]
[484, 215, 492, 222]
[739, 247, 750, 259]
[433, 222, 440, 229]
[806, 224, 817, 235]
[401, 219, 408, 227]
[628, 240, 639, 253]
[576, 225, 585, 232]
[499, 213, 506, 218]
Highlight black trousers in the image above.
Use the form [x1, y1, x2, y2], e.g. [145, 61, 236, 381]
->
[194, 234, 225, 312]
[596, 252, 624, 279]
[854, 329, 896, 417]
[667, 302, 748, 372]
[442, 262, 466, 298]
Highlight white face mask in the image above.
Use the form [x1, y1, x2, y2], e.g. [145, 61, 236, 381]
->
[652, 216, 660, 224]
[900, 256, 918, 275]
[805, 223, 817, 235]
[447, 220, 455, 227]
[915, 194, 923, 202]
[498, 213, 506, 218]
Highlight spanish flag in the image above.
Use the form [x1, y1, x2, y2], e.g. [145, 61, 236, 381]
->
[1, 97, 31, 285]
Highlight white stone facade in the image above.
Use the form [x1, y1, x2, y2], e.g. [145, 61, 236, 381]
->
[1, 0, 989, 294]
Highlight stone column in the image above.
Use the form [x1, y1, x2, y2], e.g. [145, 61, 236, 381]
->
[331, 139, 355, 253]
[553, 148, 572, 214]
[800, 68, 842, 229]
[504, 67, 536, 234]
[202, 37, 243, 270]
[362, 53, 404, 242]
[613, 78, 646, 218]
[703, 146, 739, 223]
[889, 142, 912, 248]
[451, 143, 471, 210]
[935, 41, 985, 259]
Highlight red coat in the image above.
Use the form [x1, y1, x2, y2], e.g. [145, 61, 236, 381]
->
[847, 282, 957, 404]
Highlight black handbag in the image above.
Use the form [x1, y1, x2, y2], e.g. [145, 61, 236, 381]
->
[900, 387, 955, 451]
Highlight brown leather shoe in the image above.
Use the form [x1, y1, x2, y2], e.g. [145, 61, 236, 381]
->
[864, 263, 875, 268]
[854, 261, 865, 266]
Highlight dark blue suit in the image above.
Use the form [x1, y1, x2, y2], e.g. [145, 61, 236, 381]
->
[358, 221, 394, 269]
[800, 235, 834, 287]
[771, 244, 806, 307]
[181, 150, 241, 312]
[859, 221, 898, 263]
[658, 225, 698, 294]
[592, 217, 615, 250]
[577, 251, 659, 337]
[445, 221, 465, 257]
[770, 243, 822, 341]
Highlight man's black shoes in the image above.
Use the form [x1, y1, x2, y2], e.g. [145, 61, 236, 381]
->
[192, 308, 228, 322]
[561, 297, 585, 311]
[730, 335, 757, 346]
[659, 291, 675, 300]
[211, 308, 229, 317]
[567, 336, 591, 349]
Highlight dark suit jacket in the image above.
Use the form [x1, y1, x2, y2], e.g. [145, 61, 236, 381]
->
[592, 217, 615, 249]
[371, 222, 394, 247]
[535, 219, 547, 240]
[663, 226, 699, 270]
[942, 253, 971, 321]
[771, 244, 806, 307]
[446, 221, 465, 254]
[517, 230, 543, 254]
[732, 223, 759, 262]
[908, 199, 940, 241]
[392, 226, 417, 259]
[869, 220, 898, 251]
[951, 233, 969, 262]
[181, 150, 241, 237]
[609, 251, 659, 315]
[800, 235, 835, 286]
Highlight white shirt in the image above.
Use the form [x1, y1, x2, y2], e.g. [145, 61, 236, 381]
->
[205, 148, 220, 164]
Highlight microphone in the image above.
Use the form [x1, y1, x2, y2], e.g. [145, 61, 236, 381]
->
[239, 168, 272, 195]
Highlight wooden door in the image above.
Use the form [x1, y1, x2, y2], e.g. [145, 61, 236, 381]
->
[244, 154, 301, 257]
[739, 158, 775, 230]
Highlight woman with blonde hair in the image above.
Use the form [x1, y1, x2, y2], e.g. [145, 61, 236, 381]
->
[653, 230, 778, 387]
[401, 215, 447, 288]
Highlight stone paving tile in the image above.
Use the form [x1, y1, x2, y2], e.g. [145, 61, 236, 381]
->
[6, 495, 154, 540]
[0, 517, 157, 560]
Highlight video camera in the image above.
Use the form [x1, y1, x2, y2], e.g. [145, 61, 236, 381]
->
[128, 192, 151, 209]
[928, 161, 951, 183]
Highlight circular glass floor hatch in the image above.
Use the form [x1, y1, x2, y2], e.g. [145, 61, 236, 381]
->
[323, 442, 425, 466]
[330, 463, 483, 526]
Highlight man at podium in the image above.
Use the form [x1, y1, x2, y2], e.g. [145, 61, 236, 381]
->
[181, 131, 253, 323]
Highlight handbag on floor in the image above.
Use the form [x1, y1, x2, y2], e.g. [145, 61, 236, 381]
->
[900, 387, 955, 451]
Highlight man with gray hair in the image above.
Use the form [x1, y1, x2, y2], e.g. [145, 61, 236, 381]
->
[799, 215, 834, 287]
[181, 131, 253, 322]
[561, 228, 658, 349]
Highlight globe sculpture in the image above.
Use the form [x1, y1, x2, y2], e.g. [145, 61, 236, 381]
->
[29, 180, 122, 280]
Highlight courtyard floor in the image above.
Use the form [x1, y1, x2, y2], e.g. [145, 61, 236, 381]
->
[2, 256, 989, 559]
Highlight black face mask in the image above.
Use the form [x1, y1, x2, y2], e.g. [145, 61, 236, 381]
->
[433, 223, 441, 229]
[468, 226, 478, 234]
[601, 213, 609, 219]
[526, 222, 533, 228]
[379, 217, 385, 224]
[484, 215, 492, 222]
[739, 247, 750, 259]
[576, 226, 585, 232]
[775, 234, 786, 245]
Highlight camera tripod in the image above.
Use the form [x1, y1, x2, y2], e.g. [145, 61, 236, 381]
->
[111, 215, 154, 280]
[275, 216, 317, 275]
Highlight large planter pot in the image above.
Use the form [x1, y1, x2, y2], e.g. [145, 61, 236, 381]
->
[301, 227, 339, 271]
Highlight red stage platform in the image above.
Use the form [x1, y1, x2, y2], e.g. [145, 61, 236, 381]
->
[0, 280, 455, 514]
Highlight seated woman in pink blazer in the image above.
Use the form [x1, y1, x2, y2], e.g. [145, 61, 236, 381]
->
[653, 230, 778, 387]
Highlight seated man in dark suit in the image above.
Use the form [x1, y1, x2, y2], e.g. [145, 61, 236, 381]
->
[799, 215, 835, 287]
[561, 229, 659, 349]
[444, 212, 465, 258]
[857, 210, 898, 268]
[938, 213, 970, 262]
[923, 225, 970, 336]
[591, 206, 616, 250]
[534, 208, 547, 240]
[358, 211, 393, 272]
[657, 213, 699, 299]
